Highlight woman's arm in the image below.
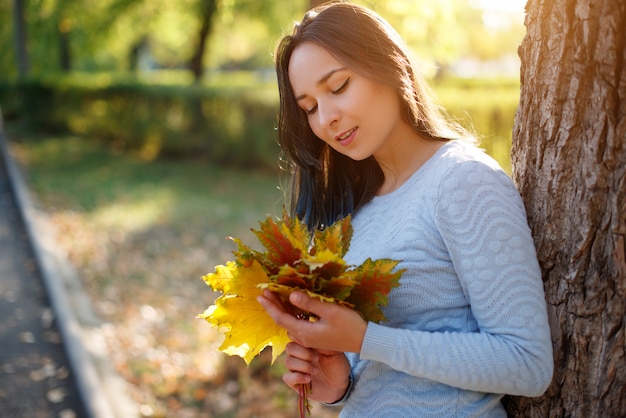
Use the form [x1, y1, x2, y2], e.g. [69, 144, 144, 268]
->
[360, 160, 554, 396]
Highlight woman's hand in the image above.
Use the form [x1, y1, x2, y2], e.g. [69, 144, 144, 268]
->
[282, 342, 352, 404]
[257, 290, 367, 354]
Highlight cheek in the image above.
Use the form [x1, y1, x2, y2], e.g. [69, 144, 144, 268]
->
[307, 118, 327, 143]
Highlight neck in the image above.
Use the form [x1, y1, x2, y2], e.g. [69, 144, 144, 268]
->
[375, 132, 446, 195]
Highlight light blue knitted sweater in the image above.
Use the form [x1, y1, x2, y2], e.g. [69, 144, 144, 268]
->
[336, 140, 553, 417]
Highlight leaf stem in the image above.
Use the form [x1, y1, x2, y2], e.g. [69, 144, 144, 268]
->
[298, 382, 312, 418]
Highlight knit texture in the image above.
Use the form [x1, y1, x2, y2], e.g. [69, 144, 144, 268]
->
[337, 140, 553, 417]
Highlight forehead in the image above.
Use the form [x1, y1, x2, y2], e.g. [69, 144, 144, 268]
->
[288, 42, 344, 94]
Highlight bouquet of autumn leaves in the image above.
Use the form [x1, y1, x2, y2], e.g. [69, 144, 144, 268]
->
[198, 210, 403, 416]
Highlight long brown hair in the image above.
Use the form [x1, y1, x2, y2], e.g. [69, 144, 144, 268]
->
[276, 1, 467, 230]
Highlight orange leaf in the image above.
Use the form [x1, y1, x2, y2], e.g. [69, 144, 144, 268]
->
[312, 215, 352, 257]
[346, 258, 405, 323]
[253, 215, 307, 267]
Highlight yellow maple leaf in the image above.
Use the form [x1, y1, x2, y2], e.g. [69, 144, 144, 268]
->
[199, 259, 290, 365]
[301, 248, 345, 272]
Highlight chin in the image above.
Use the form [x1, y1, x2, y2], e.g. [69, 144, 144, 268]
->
[349, 151, 373, 162]
[334, 148, 369, 162]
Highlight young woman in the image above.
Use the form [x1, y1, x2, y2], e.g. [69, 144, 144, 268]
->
[258, 2, 554, 416]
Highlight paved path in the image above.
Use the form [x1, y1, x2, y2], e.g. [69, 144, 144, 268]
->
[0, 121, 138, 418]
[0, 150, 88, 417]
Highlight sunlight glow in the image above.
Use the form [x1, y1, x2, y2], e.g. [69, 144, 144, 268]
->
[92, 191, 174, 232]
[471, 0, 525, 31]
[472, 0, 526, 14]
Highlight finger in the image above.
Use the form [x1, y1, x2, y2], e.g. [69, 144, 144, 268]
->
[285, 354, 319, 376]
[258, 293, 303, 330]
[257, 290, 285, 312]
[262, 289, 283, 305]
[289, 291, 334, 318]
[285, 342, 319, 362]
[316, 349, 342, 356]
[257, 290, 287, 315]
[283, 371, 311, 390]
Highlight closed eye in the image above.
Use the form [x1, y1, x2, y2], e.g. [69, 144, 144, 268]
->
[302, 77, 349, 115]
[332, 78, 350, 94]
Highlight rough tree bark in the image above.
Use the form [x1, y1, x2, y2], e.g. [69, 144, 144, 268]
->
[505, 0, 626, 417]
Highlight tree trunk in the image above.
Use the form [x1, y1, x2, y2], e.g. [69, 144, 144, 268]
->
[12, 0, 29, 77]
[189, 0, 218, 83]
[58, 19, 71, 72]
[505, 0, 626, 417]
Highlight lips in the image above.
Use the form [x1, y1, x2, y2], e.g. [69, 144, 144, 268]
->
[336, 127, 357, 146]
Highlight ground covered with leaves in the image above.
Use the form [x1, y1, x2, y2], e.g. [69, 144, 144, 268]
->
[12, 134, 340, 418]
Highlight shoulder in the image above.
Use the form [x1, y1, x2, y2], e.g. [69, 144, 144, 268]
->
[436, 140, 515, 192]
[437, 140, 502, 171]
[433, 140, 525, 217]
[434, 141, 528, 227]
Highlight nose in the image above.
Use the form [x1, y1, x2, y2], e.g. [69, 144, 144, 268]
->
[316, 100, 339, 129]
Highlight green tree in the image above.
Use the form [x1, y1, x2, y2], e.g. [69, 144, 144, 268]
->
[0, 1, 523, 81]
[349, 0, 523, 78]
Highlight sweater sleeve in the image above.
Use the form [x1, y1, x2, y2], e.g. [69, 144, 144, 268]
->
[359, 160, 554, 396]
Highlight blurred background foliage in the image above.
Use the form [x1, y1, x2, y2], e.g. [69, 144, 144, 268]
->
[1, 0, 525, 172]
[2, 0, 524, 78]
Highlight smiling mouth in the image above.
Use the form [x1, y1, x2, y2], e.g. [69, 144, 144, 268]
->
[336, 128, 356, 142]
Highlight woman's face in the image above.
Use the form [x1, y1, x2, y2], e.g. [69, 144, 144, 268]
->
[288, 42, 406, 161]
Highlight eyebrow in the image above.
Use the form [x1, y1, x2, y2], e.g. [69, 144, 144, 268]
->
[295, 67, 348, 101]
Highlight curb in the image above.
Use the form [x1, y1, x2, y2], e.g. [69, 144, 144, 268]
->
[0, 110, 138, 418]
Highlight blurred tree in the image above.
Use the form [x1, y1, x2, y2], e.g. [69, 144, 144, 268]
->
[105, 0, 306, 75]
[57, 19, 71, 71]
[356, 0, 482, 77]
[189, 0, 218, 82]
[207, 0, 306, 70]
[5, 0, 116, 75]
[0, 1, 523, 81]
[12, 0, 29, 77]
[506, 0, 626, 416]
[465, 5, 525, 62]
